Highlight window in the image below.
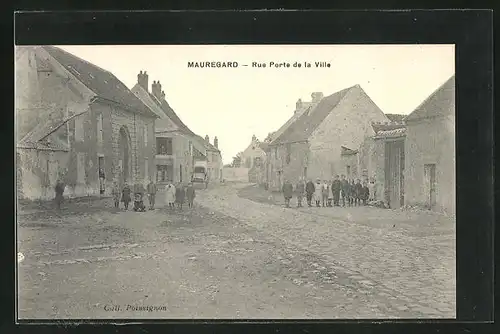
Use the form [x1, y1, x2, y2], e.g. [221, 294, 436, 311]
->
[189, 141, 193, 156]
[156, 137, 173, 155]
[207, 152, 211, 162]
[74, 116, 84, 142]
[286, 143, 291, 164]
[97, 113, 103, 144]
[346, 165, 351, 177]
[157, 165, 173, 182]
[144, 125, 148, 147]
[274, 147, 278, 159]
[144, 159, 149, 180]
[254, 157, 262, 167]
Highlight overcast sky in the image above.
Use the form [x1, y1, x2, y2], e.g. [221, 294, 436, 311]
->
[58, 45, 455, 164]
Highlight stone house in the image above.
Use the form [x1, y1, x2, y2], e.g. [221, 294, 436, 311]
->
[132, 73, 206, 185]
[267, 85, 389, 191]
[16, 46, 157, 200]
[132, 72, 222, 185]
[403, 75, 455, 214]
[239, 134, 267, 183]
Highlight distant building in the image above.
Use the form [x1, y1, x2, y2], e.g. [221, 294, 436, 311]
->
[267, 85, 389, 191]
[16, 46, 157, 200]
[404, 75, 455, 214]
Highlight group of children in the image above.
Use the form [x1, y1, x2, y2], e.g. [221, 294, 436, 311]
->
[164, 182, 196, 209]
[282, 175, 376, 208]
[111, 180, 196, 212]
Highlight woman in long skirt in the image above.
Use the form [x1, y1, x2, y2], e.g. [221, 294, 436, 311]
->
[121, 183, 131, 210]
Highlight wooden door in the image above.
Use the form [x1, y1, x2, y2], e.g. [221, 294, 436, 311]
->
[424, 164, 437, 209]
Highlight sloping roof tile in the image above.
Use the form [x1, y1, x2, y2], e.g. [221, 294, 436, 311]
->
[42, 46, 157, 118]
[374, 127, 407, 139]
[270, 86, 353, 145]
[405, 75, 455, 122]
[385, 114, 406, 123]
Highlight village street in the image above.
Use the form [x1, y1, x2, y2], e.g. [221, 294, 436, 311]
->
[17, 182, 455, 320]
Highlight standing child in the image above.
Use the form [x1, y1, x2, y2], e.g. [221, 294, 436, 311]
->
[295, 177, 305, 208]
[305, 179, 315, 207]
[354, 179, 363, 206]
[54, 178, 65, 210]
[349, 179, 356, 206]
[112, 182, 121, 208]
[121, 183, 131, 210]
[314, 179, 322, 207]
[186, 182, 196, 208]
[321, 180, 329, 207]
[327, 179, 334, 207]
[362, 180, 370, 205]
[368, 178, 376, 202]
[175, 183, 185, 210]
[165, 182, 176, 209]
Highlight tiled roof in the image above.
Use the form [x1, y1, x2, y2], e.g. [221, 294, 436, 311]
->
[405, 75, 455, 122]
[371, 121, 406, 134]
[340, 146, 358, 156]
[42, 46, 157, 119]
[385, 114, 406, 123]
[258, 142, 270, 151]
[270, 86, 354, 145]
[17, 139, 69, 152]
[20, 108, 90, 144]
[374, 127, 407, 139]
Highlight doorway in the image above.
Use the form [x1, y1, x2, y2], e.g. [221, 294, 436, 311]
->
[384, 140, 405, 209]
[424, 164, 437, 210]
[180, 164, 183, 183]
[98, 156, 105, 194]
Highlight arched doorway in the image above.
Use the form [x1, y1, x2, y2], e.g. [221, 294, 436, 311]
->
[118, 126, 132, 185]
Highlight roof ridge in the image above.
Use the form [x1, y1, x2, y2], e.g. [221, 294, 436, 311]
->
[405, 75, 455, 120]
[44, 46, 112, 75]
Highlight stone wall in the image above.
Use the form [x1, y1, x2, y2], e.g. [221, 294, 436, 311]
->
[404, 115, 455, 214]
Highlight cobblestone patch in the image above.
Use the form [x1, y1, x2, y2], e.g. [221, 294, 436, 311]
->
[199, 184, 456, 318]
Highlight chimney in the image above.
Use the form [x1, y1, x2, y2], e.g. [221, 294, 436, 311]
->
[295, 98, 303, 113]
[311, 92, 324, 103]
[152, 80, 162, 100]
[161, 90, 165, 99]
[205, 135, 209, 143]
[214, 136, 218, 149]
[252, 134, 257, 142]
[137, 70, 149, 91]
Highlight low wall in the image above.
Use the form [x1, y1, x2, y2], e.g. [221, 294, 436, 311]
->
[222, 167, 250, 182]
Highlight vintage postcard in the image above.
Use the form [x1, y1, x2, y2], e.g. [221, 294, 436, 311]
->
[16, 44, 456, 319]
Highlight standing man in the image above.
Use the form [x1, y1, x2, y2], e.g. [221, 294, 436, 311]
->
[186, 182, 196, 208]
[282, 179, 293, 208]
[305, 179, 315, 207]
[340, 175, 349, 207]
[332, 175, 341, 207]
[54, 177, 65, 210]
[146, 179, 157, 210]
[295, 177, 305, 208]
[99, 168, 106, 195]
